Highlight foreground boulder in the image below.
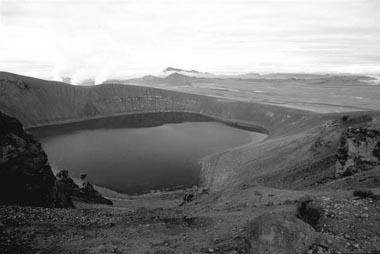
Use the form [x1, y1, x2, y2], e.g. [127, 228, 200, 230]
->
[0, 111, 72, 208]
[246, 213, 316, 254]
[296, 196, 324, 230]
[56, 170, 113, 205]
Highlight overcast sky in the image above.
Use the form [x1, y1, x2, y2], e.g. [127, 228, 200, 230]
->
[0, 0, 379, 83]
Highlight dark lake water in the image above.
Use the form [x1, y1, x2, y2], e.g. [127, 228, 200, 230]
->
[31, 119, 266, 194]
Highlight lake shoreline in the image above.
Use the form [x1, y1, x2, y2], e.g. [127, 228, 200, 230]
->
[33, 119, 265, 195]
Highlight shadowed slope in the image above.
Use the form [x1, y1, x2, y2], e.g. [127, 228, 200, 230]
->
[0, 111, 73, 208]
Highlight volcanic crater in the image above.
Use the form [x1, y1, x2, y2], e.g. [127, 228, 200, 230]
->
[1, 71, 380, 253]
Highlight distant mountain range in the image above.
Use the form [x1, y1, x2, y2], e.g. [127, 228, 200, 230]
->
[103, 67, 376, 87]
[57, 67, 378, 86]
[156, 67, 376, 80]
[107, 72, 195, 87]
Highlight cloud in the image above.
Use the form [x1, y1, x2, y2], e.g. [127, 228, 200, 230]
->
[0, 0, 379, 82]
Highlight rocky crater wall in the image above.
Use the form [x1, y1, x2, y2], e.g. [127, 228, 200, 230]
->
[1, 72, 351, 193]
[0, 72, 313, 135]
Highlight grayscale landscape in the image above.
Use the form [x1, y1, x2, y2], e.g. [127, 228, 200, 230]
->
[1, 0, 380, 253]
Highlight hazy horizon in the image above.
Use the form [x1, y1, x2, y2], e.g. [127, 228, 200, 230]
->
[1, 0, 379, 84]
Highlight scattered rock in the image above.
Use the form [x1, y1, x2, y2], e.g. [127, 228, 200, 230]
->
[341, 115, 372, 126]
[179, 188, 196, 206]
[353, 189, 376, 199]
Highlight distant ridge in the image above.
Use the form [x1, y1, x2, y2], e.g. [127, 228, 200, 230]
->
[164, 67, 201, 73]
[165, 72, 190, 80]
[162, 67, 213, 78]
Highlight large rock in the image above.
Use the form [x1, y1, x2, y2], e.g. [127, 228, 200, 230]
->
[246, 213, 316, 254]
[56, 170, 113, 205]
[296, 196, 324, 230]
[336, 126, 380, 177]
[79, 180, 113, 205]
[0, 111, 72, 208]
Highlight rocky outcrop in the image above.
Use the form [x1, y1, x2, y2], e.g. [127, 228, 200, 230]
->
[0, 111, 72, 208]
[80, 180, 113, 205]
[336, 126, 380, 177]
[56, 170, 113, 205]
[0, 75, 29, 91]
[245, 213, 316, 254]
